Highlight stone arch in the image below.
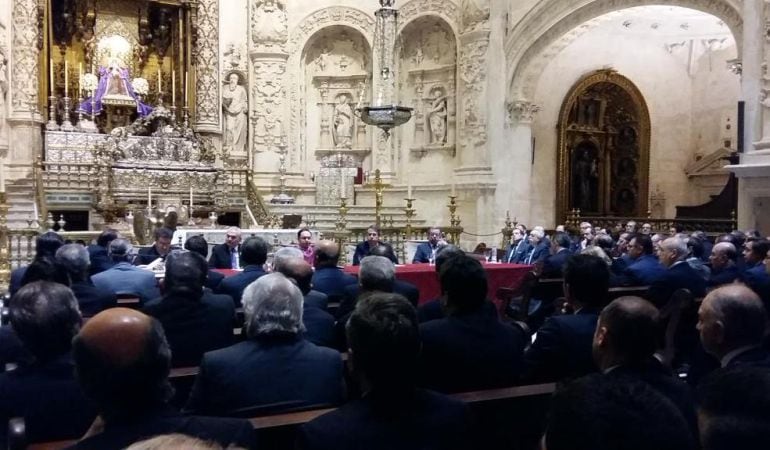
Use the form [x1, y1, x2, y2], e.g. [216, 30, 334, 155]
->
[506, 0, 742, 102]
[397, 0, 462, 39]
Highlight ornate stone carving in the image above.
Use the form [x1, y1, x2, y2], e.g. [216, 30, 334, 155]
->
[0, 29, 8, 142]
[250, 0, 287, 53]
[460, 0, 489, 33]
[458, 34, 488, 152]
[222, 71, 248, 158]
[288, 7, 375, 53]
[251, 60, 287, 154]
[194, 0, 220, 132]
[223, 42, 248, 72]
[507, 100, 541, 125]
[398, 0, 461, 33]
[10, 0, 40, 118]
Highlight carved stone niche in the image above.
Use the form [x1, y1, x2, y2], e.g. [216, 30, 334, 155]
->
[316, 153, 357, 205]
[313, 75, 370, 159]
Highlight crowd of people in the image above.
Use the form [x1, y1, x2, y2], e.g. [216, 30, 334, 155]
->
[0, 221, 769, 449]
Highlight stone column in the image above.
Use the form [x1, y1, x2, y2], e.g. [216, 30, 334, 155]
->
[503, 100, 540, 225]
[370, 4, 398, 178]
[7, 0, 42, 180]
[747, 0, 767, 149]
[193, 0, 221, 134]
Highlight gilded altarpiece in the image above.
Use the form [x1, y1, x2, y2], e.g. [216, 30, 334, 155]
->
[556, 70, 650, 222]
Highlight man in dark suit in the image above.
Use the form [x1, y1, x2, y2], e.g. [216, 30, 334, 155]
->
[353, 224, 398, 265]
[9, 231, 64, 296]
[0, 281, 96, 445]
[299, 293, 471, 450]
[91, 239, 160, 304]
[185, 273, 345, 415]
[594, 296, 697, 434]
[523, 254, 610, 383]
[522, 228, 549, 265]
[87, 229, 118, 276]
[541, 232, 573, 277]
[648, 237, 707, 308]
[279, 258, 336, 348]
[697, 284, 770, 369]
[708, 242, 741, 287]
[184, 234, 225, 290]
[215, 236, 268, 307]
[312, 240, 358, 305]
[611, 233, 665, 286]
[417, 244, 467, 323]
[740, 239, 770, 308]
[134, 227, 174, 266]
[412, 227, 443, 263]
[273, 246, 328, 310]
[55, 243, 117, 317]
[70, 308, 255, 449]
[504, 227, 531, 263]
[418, 254, 527, 393]
[142, 252, 235, 367]
[208, 227, 242, 269]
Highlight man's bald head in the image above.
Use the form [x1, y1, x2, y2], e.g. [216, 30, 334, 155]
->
[278, 258, 314, 295]
[698, 285, 767, 359]
[315, 240, 341, 268]
[658, 237, 688, 268]
[78, 308, 154, 367]
[593, 296, 660, 370]
[710, 242, 737, 271]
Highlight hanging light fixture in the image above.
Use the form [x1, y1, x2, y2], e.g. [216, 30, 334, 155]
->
[356, 0, 413, 136]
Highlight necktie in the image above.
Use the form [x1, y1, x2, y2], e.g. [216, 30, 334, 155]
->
[231, 248, 239, 269]
[526, 248, 534, 265]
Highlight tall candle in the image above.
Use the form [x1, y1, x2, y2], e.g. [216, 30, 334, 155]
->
[64, 60, 69, 97]
[341, 172, 346, 198]
[407, 183, 412, 199]
[78, 63, 83, 95]
[157, 69, 162, 93]
[184, 71, 188, 107]
[451, 182, 456, 196]
[189, 186, 193, 209]
[49, 59, 54, 97]
[0, 162, 5, 193]
[171, 70, 176, 106]
[33, 200, 38, 221]
[148, 186, 152, 207]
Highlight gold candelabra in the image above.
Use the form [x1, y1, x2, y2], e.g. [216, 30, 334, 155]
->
[367, 169, 390, 228]
[401, 197, 415, 264]
[447, 195, 462, 244]
[501, 210, 514, 249]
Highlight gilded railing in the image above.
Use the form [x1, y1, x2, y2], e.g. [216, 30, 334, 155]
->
[563, 209, 737, 235]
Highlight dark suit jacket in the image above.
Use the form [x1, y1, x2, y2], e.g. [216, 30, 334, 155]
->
[418, 309, 527, 393]
[648, 261, 707, 308]
[185, 337, 344, 415]
[209, 243, 238, 269]
[353, 241, 398, 265]
[9, 265, 26, 296]
[0, 354, 96, 444]
[134, 244, 166, 266]
[70, 280, 117, 317]
[541, 249, 572, 278]
[417, 299, 499, 323]
[523, 241, 549, 265]
[413, 242, 439, 264]
[312, 267, 358, 304]
[708, 264, 741, 287]
[611, 254, 665, 287]
[66, 405, 256, 450]
[305, 289, 329, 310]
[205, 269, 226, 291]
[0, 326, 30, 367]
[339, 280, 420, 318]
[741, 264, 770, 310]
[142, 291, 235, 367]
[215, 265, 266, 307]
[86, 244, 114, 276]
[724, 346, 770, 369]
[505, 239, 531, 264]
[303, 305, 336, 348]
[298, 388, 471, 450]
[91, 262, 161, 304]
[523, 308, 600, 383]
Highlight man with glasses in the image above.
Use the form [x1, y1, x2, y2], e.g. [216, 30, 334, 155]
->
[505, 227, 531, 263]
[209, 227, 242, 269]
[610, 234, 665, 287]
[353, 225, 397, 265]
[412, 227, 445, 264]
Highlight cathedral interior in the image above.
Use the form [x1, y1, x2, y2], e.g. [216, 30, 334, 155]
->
[0, 0, 767, 271]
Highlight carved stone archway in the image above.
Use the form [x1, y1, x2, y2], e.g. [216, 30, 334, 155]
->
[556, 70, 651, 222]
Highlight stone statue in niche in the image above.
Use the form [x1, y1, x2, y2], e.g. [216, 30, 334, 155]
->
[222, 71, 248, 156]
[252, 0, 287, 44]
[572, 144, 599, 212]
[332, 93, 354, 149]
[427, 86, 448, 145]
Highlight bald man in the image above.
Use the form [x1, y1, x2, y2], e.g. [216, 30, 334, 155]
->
[70, 308, 255, 450]
[697, 285, 770, 369]
[648, 237, 706, 308]
[708, 242, 740, 287]
[279, 258, 336, 348]
[311, 240, 358, 304]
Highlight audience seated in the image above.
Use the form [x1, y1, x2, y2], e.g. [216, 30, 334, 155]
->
[311, 240, 358, 305]
[278, 258, 336, 348]
[708, 242, 741, 287]
[0, 281, 96, 444]
[697, 284, 770, 368]
[541, 232, 573, 277]
[299, 293, 471, 450]
[70, 308, 255, 449]
[274, 246, 328, 310]
[19, 256, 70, 287]
[124, 433, 235, 450]
[353, 225, 398, 265]
[696, 366, 770, 450]
[142, 251, 235, 367]
[545, 374, 694, 450]
[185, 273, 344, 415]
[215, 236, 268, 307]
[92, 239, 160, 304]
[593, 296, 696, 433]
[417, 244, 475, 323]
[418, 254, 527, 393]
[412, 227, 444, 263]
[87, 229, 118, 276]
[522, 228, 549, 265]
[740, 239, 770, 308]
[55, 243, 117, 317]
[685, 237, 711, 281]
[648, 237, 706, 308]
[504, 227, 531, 263]
[134, 227, 174, 266]
[10, 231, 64, 295]
[208, 227, 242, 269]
[610, 234, 665, 286]
[344, 247, 420, 310]
[184, 235, 225, 291]
[523, 254, 609, 382]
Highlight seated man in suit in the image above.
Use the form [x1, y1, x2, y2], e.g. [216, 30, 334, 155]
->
[740, 239, 770, 308]
[610, 234, 665, 286]
[418, 254, 527, 393]
[686, 237, 711, 281]
[55, 243, 117, 317]
[312, 240, 358, 305]
[186, 273, 345, 415]
[92, 239, 160, 304]
[648, 237, 707, 308]
[0, 281, 96, 444]
[523, 228, 550, 265]
[353, 224, 398, 265]
[299, 293, 471, 450]
[504, 227, 531, 263]
[87, 229, 118, 276]
[594, 296, 697, 434]
[545, 374, 694, 450]
[541, 232, 573, 278]
[208, 227, 242, 269]
[142, 252, 235, 367]
[9, 231, 64, 296]
[297, 227, 316, 265]
[215, 236, 268, 307]
[279, 258, 336, 348]
[274, 246, 327, 310]
[708, 242, 741, 287]
[417, 244, 468, 323]
[134, 227, 174, 266]
[523, 254, 609, 383]
[697, 284, 770, 369]
[412, 227, 444, 264]
[184, 234, 225, 291]
[71, 308, 255, 449]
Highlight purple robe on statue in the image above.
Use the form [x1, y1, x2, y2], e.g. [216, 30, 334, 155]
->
[80, 66, 152, 117]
